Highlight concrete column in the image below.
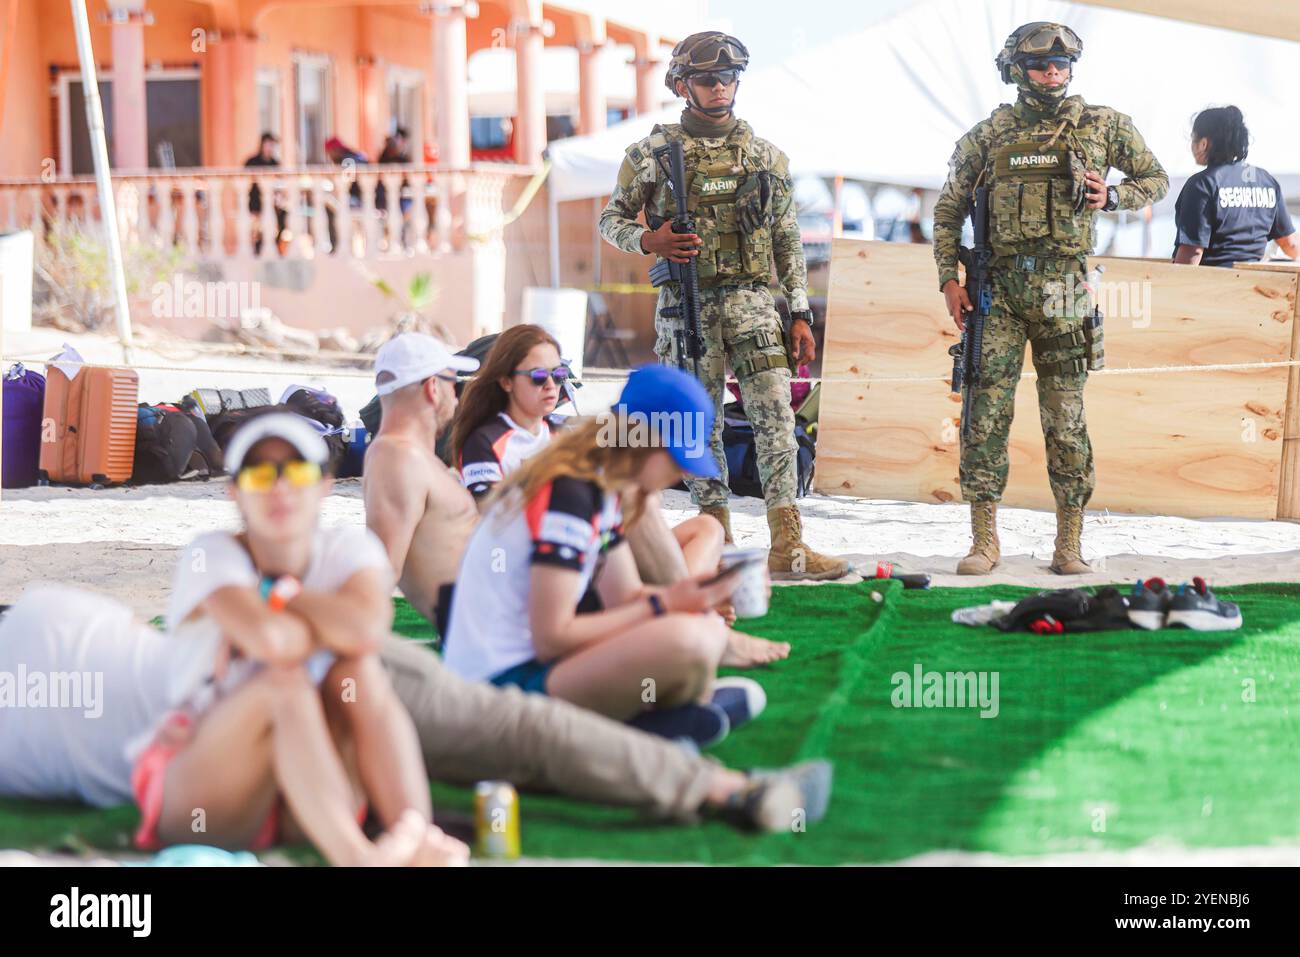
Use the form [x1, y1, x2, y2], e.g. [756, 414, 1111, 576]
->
[512, 18, 546, 166]
[631, 33, 662, 117]
[431, 3, 470, 168]
[577, 41, 606, 136]
[108, 2, 148, 170]
[204, 33, 258, 168]
[357, 56, 388, 160]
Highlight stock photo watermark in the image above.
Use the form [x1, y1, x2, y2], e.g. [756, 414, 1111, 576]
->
[50, 887, 151, 937]
[1043, 274, 1152, 328]
[151, 275, 261, 321]
[596, 406, 711, 458]
[891, 663, 1000, 718]
[0, 666, 103, 718]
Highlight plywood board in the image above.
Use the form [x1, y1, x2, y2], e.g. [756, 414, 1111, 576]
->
[824, 241, 1296, 380]
[818, 239, 1297, 519]
[817, 368, 1285, 519]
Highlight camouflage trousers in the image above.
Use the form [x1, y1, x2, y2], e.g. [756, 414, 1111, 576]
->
[653, 284, 798, 510]
[960, 263, 1095, 509]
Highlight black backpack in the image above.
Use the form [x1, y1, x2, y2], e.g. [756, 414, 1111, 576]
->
[721, 411, 816, 499]
[131, 404, 223, 484]
[209, 402, 347, 476]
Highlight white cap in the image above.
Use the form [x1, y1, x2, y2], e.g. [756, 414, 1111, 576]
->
[374, 333, 479, 397]
[225, 413, 331, 474]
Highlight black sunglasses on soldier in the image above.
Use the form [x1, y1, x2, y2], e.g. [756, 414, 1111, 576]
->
[689, 70, 739, 88]
[1023, 56, 1072, 72]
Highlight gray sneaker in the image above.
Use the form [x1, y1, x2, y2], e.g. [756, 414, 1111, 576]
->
[1166, 577, 1242, 631]
[727, 760, 833, 832]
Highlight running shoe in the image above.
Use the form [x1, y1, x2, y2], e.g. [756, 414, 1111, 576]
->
[725, 760, 834, 832]
[1127, 577, 1174, 630]
[628, 702, 730, 748]
[711, 676, 767, 731]
[1166, 577, 1243, 631]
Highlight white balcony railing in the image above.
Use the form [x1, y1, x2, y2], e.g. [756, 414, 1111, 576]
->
[0, 163, 526, 264]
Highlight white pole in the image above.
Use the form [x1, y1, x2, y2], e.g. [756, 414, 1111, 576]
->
[547, 183, 561, 288]
[71, 0, 134, 361]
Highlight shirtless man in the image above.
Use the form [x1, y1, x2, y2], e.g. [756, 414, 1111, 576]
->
[363, 333, 826, 830]
[364, 335, 478, 637]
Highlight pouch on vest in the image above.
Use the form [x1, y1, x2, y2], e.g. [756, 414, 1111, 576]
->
[989, 142, 1071, 252]
[734, 172, 773, 234]
[1085, 309, 1105, 371]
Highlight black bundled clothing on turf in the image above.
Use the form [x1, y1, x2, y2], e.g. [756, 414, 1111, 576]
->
[1173, 162, 1294, 267]
[993, 587, 1132, 634]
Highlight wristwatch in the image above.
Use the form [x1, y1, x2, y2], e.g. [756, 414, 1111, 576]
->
[790, 309, 815, 328]
[1103, 186, 1120, 212]
[648, 593, 667, 617]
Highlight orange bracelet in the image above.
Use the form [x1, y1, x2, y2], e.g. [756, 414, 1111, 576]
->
[266, 575, 302, 612]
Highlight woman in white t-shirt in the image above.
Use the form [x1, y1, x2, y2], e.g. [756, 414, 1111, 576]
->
[445, 366, 789, 748]
[140, 414, 466, 866]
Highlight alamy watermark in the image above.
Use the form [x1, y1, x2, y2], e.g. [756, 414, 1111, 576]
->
[0, 666, 103, 718]
[1043, 273, 1152, 328]
[597, 405, 711, 460]
[891, 663, 999, 718]
[151, 274, 261, 321]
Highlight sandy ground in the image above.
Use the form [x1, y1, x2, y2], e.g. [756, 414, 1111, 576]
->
[3, 480, 1299, 618]
[3, 329, 1299, 866]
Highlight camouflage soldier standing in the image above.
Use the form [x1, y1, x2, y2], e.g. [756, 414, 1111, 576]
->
[600, 32, 848, 581]
[933, 23, 1168, 575]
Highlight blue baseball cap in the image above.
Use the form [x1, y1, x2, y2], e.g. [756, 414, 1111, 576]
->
[613, 364, 720, 479]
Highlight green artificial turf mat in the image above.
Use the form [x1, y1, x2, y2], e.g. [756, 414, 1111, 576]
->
[418, 581, 1300, 864]
[3, 582, 1298, 864]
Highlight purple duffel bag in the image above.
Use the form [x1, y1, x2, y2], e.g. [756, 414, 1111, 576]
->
[3, 363, 46, 488]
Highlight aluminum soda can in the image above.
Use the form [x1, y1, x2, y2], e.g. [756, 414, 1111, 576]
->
[474, 781, 520, 859]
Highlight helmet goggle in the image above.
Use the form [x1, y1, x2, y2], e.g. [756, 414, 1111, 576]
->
[672, 34, 749, 72]
[1015, 24, 1082, 58]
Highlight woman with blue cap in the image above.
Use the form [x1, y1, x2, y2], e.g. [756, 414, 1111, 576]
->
[444, 365, 788, 748]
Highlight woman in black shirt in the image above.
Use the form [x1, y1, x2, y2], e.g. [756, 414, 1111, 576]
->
[1173, 106, 1298, 267]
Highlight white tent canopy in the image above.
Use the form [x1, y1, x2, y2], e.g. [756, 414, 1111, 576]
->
[547, 0, 1300, 204]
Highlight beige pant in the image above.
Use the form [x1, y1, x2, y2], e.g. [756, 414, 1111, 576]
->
[378, 637, 717, 821]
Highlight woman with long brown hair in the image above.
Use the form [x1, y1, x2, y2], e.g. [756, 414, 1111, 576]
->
[443, 365, 788, 747]
[451, 324, 566, 508]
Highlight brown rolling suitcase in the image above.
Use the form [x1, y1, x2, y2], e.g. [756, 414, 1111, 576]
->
[38, 365, 139, 487]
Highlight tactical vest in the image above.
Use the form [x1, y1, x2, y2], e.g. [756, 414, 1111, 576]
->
[635, 122, 777, 287]
[982, 105, 1094, 260]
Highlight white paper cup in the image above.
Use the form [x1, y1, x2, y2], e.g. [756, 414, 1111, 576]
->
[720, 546, 770, 618]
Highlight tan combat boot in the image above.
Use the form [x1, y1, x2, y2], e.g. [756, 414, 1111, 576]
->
[766, 505, 850, 581]
[956, 502, 1001, 575]
[1050, 506, 1092, 575]
[699, 505, 735, 546]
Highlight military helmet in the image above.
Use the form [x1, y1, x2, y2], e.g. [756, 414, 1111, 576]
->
[664, 31, 750, 93]
[996, 22, 1083, 83]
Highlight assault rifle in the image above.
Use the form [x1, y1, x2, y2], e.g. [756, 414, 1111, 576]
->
[949, 184, 992, 444]
[646, 139, 706, 379]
